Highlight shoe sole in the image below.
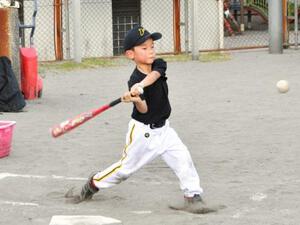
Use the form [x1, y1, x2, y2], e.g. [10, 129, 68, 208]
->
[169, 204, 226, 214]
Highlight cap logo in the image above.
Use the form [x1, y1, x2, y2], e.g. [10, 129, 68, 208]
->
[138, 28, 145, 36]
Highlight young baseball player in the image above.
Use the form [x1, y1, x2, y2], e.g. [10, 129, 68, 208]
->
[66, 26, 219, 214]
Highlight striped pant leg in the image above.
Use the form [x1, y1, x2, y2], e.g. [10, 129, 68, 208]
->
[160, 125, 203, 197]
[92, 119, 161, 189]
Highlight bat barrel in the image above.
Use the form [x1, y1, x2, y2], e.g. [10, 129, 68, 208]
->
[51, 126, 64, 138]
[51, 97, 122, 138]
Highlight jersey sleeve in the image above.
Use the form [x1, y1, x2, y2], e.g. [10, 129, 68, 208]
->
[152, 58, 167, 77]
[128, 78, 135, 90]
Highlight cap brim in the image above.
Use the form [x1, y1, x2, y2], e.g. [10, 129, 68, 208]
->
[150, 32, 162, 41]
[135, 32, 162, 46]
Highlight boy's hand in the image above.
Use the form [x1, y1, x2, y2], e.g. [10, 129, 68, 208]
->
[121, 92, 131, 103]
[130, 82, 144, 96]
[121, 91, 141, 103]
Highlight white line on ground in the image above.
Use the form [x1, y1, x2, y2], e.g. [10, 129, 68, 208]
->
[0, 201, 39, 207]
[49, 215, 122, 225]
[130, 210, 152, 215]
[232, 207, 255, 219]
[250, 192, 267, 202]
[0, 172, 86, 181]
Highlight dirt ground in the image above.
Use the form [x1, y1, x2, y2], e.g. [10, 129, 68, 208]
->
[1, 49, 299, 225]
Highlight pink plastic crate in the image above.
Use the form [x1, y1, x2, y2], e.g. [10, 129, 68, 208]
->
[0, 121, 16, 158]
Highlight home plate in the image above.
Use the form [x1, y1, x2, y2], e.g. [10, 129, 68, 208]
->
[49, 215, 122, 225]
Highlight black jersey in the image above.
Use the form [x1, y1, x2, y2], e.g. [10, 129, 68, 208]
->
[128, 58, 171, 124]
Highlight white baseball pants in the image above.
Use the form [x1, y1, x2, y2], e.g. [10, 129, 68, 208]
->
[92, 119, 203, 197]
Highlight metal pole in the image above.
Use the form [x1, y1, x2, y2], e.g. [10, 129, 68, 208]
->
[269, 0, 283, 54]
[18, 0, 25, 47]
[295, 0, 298, 49]
[240, 0, 245, 32]
[218, 0, 224, 49]
[64, 0, 71, 59]
[72, 0, 82, 62]
[184, 0, 189, 54]
[191, 0, 199, 60]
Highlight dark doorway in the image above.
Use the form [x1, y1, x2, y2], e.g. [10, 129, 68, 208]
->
[112, 0, 140, 55]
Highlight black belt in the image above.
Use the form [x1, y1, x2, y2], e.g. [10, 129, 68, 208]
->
[149, 120, 166, 129]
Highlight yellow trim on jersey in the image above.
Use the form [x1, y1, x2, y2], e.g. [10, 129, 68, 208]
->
[94, 124, 135, 182]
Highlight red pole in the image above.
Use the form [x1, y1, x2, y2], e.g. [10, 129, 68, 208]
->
[0, 9, 10, 58]
[173, 0, 181, 54]
[282, 0, 288, 46]
[54, 0, 63, 60]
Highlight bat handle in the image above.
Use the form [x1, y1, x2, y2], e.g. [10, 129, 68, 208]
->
[109, 97, 122, 107]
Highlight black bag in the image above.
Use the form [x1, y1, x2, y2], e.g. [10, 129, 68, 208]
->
[0, 56, 26, 112]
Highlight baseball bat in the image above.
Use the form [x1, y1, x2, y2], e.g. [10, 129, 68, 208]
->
[51, 97, 122, 138]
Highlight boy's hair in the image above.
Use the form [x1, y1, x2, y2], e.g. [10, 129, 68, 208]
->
[123, 26, 162, 51]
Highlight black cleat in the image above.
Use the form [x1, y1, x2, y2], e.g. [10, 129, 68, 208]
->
[65, 174, 99, 204]
[169, 194, 224, 214]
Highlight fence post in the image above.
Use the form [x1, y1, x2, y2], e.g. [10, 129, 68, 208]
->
[173, 0, 181, 54]
[184, 0, 189, 54]
[191, 0, 199, 60]
[54, 0, 63, 60]
[282, 0, 288, 47]
[18, 0, 25, 47]
[72, 0, 82, 62]
[295, 0, 298, 49]
[269, 0, 283, 54]
[240, 0, 245, 32]
[64, 0, 71, 59]
[218, 0, 224, 49]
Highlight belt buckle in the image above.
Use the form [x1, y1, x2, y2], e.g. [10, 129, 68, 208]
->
[150, 123, 156, 129]
[150, 121, 165, 129]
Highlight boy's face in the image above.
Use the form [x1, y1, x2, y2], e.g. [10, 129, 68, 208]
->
[126, 38, 156, 65]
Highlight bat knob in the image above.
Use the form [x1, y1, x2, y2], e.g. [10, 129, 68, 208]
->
[51, 126, 63, 138]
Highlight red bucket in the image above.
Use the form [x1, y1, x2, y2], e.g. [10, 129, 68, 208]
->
[0, 121, 16, 158]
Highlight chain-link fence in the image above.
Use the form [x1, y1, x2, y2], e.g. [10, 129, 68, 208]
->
[287, 0, 300, 47]
[224, 0, 269, 49]
[20, 0, 300, 61]
[78, 0, 175, 56]
[22, 0, 55, 61]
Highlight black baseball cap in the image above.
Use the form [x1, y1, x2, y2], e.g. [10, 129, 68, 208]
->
[123, 26, 162, 51]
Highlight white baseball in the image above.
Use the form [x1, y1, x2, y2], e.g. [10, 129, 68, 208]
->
[276, 80, 289, 93]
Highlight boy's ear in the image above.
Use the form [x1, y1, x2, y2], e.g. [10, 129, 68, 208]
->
[125, 49, 134, 59]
